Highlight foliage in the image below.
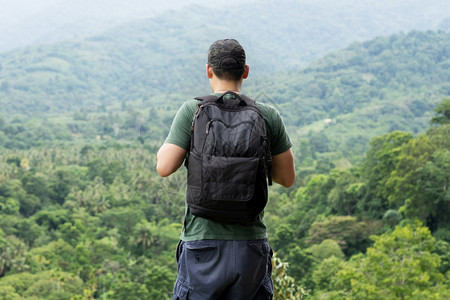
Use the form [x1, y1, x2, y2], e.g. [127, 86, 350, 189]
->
[431, 98, 450, 125]
[307, 216, 378, 256]
[1, 22, 450, 299]
[272, 253, 308, 300]
[311, 256, 346, 294]
[1, 30, 450, 168]
[333, 222, 450, 299]
[307, 239, 345, 262]
[0, 144, 181, 298]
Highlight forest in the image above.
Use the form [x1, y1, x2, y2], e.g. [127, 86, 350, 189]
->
[1, 104, 449, 299]
[1, 2, 450, 298]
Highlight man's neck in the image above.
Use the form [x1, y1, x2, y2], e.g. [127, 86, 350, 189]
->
[214, 89, 240, 94]
[210, 79, 242, 94]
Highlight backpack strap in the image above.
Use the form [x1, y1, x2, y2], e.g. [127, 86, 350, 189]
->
[184, 99, 205, 169]
[262, 137, 273, 186]
[196, 91, 249, 106]
[236, 93, 256, 106]
[184, 94, 220, 168]
[194, 95, 218, 102]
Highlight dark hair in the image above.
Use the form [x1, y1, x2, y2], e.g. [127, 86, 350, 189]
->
[212, 66, 245, 81]
[207, 39, 246, 81]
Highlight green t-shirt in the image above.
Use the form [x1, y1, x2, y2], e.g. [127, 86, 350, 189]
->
[165, 93, 292, 241]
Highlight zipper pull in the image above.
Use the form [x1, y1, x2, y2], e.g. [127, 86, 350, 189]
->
[205, 120, 212, 134]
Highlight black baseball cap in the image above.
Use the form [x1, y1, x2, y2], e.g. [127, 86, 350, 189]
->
[207, 39, 246, 70]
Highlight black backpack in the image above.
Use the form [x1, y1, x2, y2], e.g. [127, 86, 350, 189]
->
[185, 91, 272, 225]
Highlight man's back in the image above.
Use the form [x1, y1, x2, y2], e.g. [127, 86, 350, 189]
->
[156, 39, 295, 300]
[164, 94, 292, 241]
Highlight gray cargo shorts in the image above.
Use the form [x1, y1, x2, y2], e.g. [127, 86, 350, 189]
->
[173, 239, 273, 300]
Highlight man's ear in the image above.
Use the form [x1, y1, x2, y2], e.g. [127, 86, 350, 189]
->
[206, 64, 214, 79]
[243, 65, 249, 79]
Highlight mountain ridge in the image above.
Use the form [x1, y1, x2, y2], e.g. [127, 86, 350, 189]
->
[1, 1, 449, 115]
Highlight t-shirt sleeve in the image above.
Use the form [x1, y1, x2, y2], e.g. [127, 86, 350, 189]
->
[263, 105, 293, 156]
[165, 101, 197, 151]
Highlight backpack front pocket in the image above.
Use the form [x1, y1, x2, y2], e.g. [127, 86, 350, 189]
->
[202, 154, 259, 203]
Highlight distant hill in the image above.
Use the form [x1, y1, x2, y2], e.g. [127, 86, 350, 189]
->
[0, 0, 449, 115]
[254, 30, 450, 159]
[1, 29, 449, 162]
[0, 0, 246, 53]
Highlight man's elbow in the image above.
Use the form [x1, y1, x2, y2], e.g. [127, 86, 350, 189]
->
[156, 143, 186, 177]
[274, 173, 295, 188]
[282, 175, 295, 188]
[156, 163, 173, 177]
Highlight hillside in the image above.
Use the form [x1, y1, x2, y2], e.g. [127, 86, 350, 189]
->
[1, 0, 450, 115]
[251, 30, 450, 161]
[2, 30, 449, 166]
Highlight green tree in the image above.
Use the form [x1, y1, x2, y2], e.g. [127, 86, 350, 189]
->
[50, 166, 86, 205]
[0, 245, 13, 277]
[0, 197, 19, 215]
[29, 240, 75, 272]
[145, 265, 176, 299]
[110, 281, 150, 300]
[32, 209, 71, 231]
[431, 98, 450, 125]
[382, 209, 402, 228]
[307, 239, 345, 262]
[131, 220, 158, 255]
[21, 172, 52, 206]
[386, 135, 435, 209]
[308, 131, 330, 153]
[307, 216, 378, 256]
[59, 222, 83, 246]
[21, 270, 84, 299]
[326, 169, 363, 216]
[16, 219, 42, 247]
[0, 285, 20, 300]
[358, 131, 413, 218]
[311, 256, 346, 295]
[272, 224, 296, 256]
[295, 174, 334, 215]
[434, 240, 450, 275]
[386, 135, 450, 230]
[335, 222, 450, 299]
[0, 180, 40, 217]
[272, 253, 308, 300]
[285, 246, 315, 288]
[99, 207, 144, 248]
[297, 138, 316, 166]
[0, 272, 35, 296]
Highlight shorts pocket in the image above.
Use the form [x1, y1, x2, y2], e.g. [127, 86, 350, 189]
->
[184, 241, 219, 285]
[258, 274, 274, 299]
[185, 241, 218, 265]
[173, 279, 189, 300]
[176, 240, 183, 263]
[249, 241, 271, 257]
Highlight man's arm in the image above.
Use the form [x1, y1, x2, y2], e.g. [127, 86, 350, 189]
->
[271, 148, 295, 187]
[156, 143, 187, 177]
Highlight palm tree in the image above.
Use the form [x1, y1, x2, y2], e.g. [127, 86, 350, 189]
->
[0, 245, 13, 277]
[132, 221, 157, 253]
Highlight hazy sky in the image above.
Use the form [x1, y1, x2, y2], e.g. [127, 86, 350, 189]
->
[0, 0, 249, 52]
[0, 0, 245, 26]
[0, 0, 59, 25]
[0, 0, 448, 54]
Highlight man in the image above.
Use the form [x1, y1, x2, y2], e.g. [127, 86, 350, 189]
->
[156, 39, 295, 300]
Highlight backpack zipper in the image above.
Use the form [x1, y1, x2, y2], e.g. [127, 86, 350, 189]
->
[205, 119, 255, 134]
